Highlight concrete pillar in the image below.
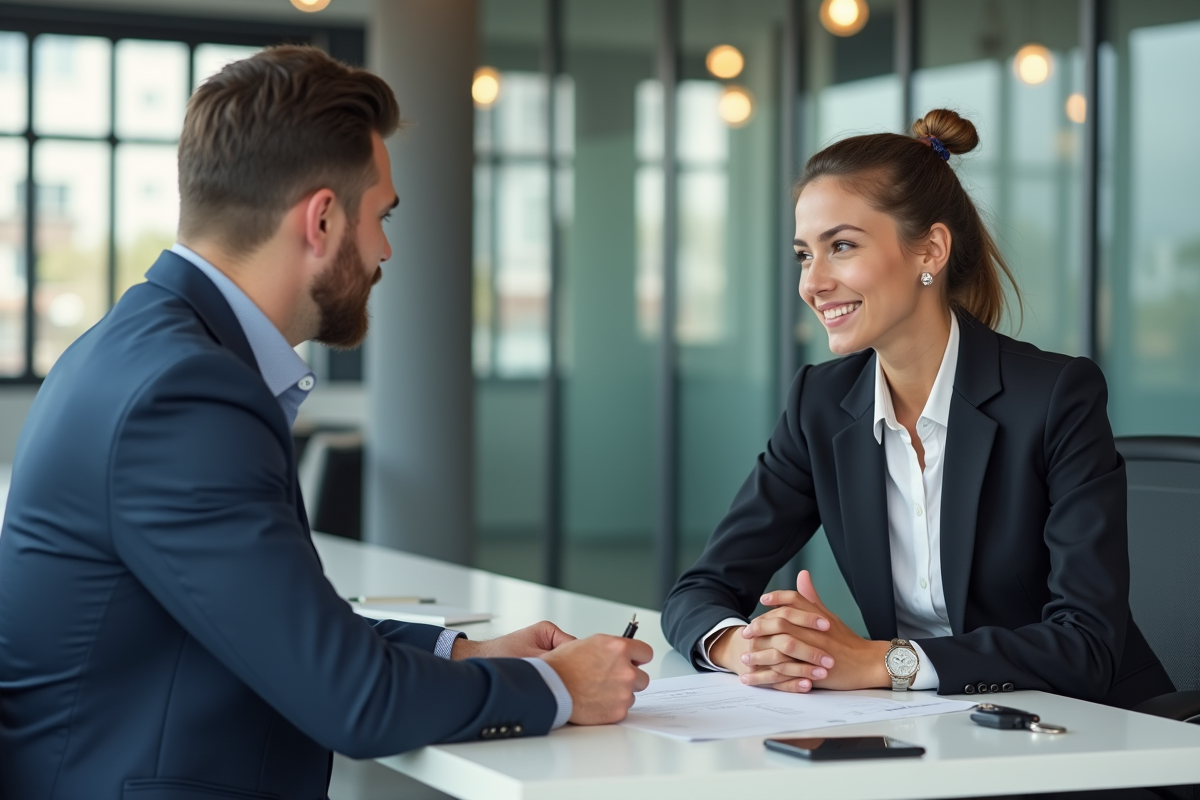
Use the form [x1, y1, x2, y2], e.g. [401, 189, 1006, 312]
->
[364, 0, 476, 564]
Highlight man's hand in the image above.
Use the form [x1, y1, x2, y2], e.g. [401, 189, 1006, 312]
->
[451, 620, 575, 660]
[741, 570, 889, 692]
[540, 635, 653, 725]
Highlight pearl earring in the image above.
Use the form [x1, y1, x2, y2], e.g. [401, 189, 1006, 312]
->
[920, 272, 933, 286]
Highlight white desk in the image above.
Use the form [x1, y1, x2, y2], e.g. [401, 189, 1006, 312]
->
[314, 533, 1200, 800]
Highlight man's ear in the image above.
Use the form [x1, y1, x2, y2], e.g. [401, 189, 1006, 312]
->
[923, 222, 952, 279]
[303, 189, 339, 258]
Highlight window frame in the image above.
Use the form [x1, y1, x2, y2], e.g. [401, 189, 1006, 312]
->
[0, 4, 365, 384]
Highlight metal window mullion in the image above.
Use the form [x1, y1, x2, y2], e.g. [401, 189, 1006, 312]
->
[778, 0, 803, 411]
[542, 0, 565, 589]
[896, 0, 917, 130]
[655, 0, 681, 607]
[107, 38, 118, 308]
[23, 34, 36, 380]
[488, 116, 501, 374]
[1078, 0, 1102, 361]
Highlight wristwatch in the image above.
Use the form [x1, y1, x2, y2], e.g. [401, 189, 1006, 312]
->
[885, 638, 920, 691]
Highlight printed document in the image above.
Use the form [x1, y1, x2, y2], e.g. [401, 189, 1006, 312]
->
[619, 672, 976, 741]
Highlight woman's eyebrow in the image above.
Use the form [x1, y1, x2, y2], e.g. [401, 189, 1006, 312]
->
[793, 223, 866, 247]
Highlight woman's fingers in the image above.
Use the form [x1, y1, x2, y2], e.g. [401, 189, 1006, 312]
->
[741, 650, 829, 679]
[743, 622, 836, 669]
[760, 590, 820, 610]
[739, 669, 814, 692]
[752, 605, 830, 632]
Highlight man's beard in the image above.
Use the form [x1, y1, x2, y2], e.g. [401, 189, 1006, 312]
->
[310, 232, 382, 350]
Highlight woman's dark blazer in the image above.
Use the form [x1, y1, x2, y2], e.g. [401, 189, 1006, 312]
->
[662, 311, 1173, 708]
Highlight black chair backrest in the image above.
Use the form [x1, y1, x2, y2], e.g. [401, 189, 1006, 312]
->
[1116, 436, 1200, 692]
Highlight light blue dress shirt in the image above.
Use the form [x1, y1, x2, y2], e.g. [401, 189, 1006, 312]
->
[171, 244, 572, 729]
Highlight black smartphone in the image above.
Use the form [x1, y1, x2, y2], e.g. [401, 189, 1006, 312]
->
[764, 736, 926, 761]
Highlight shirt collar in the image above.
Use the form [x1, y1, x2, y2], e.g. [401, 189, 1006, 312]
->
[873, 312, 960, 444]
[170, 243, 315, 402]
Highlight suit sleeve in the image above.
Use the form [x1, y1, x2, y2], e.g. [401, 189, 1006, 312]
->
[661, 366, 824, 667]
[917, 356, 1130, 701]
[108, 354, 557, 758]
[367, 617, 448, 651]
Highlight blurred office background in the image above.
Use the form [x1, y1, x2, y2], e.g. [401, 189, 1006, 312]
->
[1, 0, 1199, 624]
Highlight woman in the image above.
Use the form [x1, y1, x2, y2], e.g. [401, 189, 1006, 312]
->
[661, 109, 1172, 708]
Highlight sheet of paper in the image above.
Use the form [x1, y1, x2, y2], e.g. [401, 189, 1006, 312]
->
[351, 603, 493, 626]
[619, 672, 976, 741]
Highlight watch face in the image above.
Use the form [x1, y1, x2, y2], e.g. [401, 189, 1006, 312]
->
[887, 647, 919, 676]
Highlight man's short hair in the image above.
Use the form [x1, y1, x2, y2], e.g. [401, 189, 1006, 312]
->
[178, 45, 401, 254]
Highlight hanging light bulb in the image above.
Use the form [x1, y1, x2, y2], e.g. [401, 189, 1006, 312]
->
[819, 0, 870, 37]
[289, 0, 332, 12]
[1065, 92, 1086, 124]
[472, 67, 501, 108]
[718, 86, 754, 128]
[1013, 43, 1053, 85]
[706, 45, 745, 80]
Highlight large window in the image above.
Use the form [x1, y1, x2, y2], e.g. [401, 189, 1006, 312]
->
[0, 10, 364, 382]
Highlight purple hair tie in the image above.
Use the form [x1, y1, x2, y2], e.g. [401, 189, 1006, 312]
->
[920, 135, 951, 161]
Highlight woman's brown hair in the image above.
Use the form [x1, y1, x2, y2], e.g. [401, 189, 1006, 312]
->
[793, 108, 1020, 330]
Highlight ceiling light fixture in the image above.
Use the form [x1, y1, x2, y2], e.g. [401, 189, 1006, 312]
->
[1065, 92, 1086, 124]
[705, 45, 745, 80]
[289, 0, 332, 13]
[819, 0, 869, 37]
[472, 67, 502, 108]
[718, 86, 754, 128]
[1014, 43, 1053, 86]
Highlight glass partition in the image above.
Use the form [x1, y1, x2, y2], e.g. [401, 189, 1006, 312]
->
[676, 0, 787, 576]
[1099, 1, 1200, 435]
[557, 0, 660, 605]
[915, 0, 1082, 354]
[472, 0, 550, 584]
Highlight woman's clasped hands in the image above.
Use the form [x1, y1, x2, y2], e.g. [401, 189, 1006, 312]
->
[710, 570, 891, 692]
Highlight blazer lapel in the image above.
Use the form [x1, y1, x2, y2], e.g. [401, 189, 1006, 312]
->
[940, 313, 1003, 634]
[833, 353, 898, 641]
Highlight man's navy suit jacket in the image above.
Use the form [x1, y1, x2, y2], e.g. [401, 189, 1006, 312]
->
[0, 252, 557, 800]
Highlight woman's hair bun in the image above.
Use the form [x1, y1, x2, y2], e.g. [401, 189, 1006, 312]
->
[912, 108, 979, 156]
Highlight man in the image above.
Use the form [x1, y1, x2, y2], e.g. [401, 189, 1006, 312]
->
[0, 46, 651, 800]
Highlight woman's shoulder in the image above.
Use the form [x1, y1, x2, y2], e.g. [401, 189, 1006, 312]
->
[985, 325, 1108, 400]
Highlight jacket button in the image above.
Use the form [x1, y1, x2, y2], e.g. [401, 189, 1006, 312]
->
[964, 684, 975, 694]
[989, 684, 1000, 693]
[514, 724, 523, 735]
[977, 683, 989, 693]
[499, 725, 509, 737]
[1002, 682, 1014, 692]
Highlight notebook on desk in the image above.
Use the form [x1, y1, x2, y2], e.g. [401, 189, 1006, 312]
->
[351, 602, 494, 626]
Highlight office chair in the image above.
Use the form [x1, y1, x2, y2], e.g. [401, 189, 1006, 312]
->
[298, 430, 364, 541]
[1116, 436, 1200, 724]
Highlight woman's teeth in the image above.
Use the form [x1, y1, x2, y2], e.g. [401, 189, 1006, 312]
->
[822, 302, 861, 320]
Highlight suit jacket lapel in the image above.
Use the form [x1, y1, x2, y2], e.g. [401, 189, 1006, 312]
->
[940, 313, 1003, 634]
[833, 353, 898, 641]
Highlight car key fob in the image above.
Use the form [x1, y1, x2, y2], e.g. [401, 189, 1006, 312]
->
[971, 703, 1066, 734]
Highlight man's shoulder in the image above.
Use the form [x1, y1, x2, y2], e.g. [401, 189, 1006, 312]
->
[65, 281, 258, 396]
[32, 282, 271, 448]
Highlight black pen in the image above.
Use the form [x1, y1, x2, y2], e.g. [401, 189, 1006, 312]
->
[622, 613, 639, 639]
